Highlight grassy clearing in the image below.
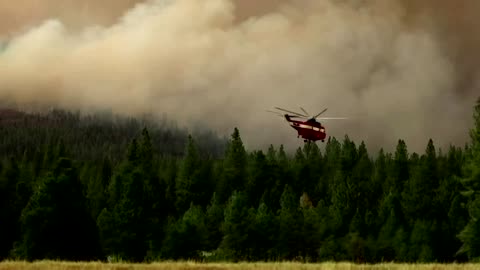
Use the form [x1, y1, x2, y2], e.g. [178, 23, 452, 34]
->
[0, 261, 479, 270]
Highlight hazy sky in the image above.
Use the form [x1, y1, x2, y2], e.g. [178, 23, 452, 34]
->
[0, 0, 478, 153]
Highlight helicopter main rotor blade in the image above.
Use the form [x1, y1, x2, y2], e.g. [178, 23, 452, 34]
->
[300, 107, 310, 117]
[266, 110, 284, 117]
[267, 110, 282, 115]
[313, 108, 328, 118]
[266, 111, 286, 118]
[267, 110, 306, 119]
[274, 107, 308, 117]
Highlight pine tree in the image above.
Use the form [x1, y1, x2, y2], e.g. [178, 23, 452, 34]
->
[13, 157, 100, 261]
[340, 135, 358, 177]
[220, 191, 255, 261]
[276, 185, 304, 260]
[246, 150, 270, 208]
[139, 127, 153, 171]
[250, 203, 277, 261]
[328, 136, 360, 236]
[160, 204, 207, 260]
[377, 207, 399, 261]
[97, 165, 147, 261]
[266, 144, 276, 162]
[42, 143, 56, 172]
[217, 128, 247, 204]
[457, 97, 480, 260]
[204, 193, 224, 251]
[0, 157, 20, 259]
[408, 219, 434, 262]
[322, 137, 342, 205]
[259, 145, 283, 211]
[162, 157, 179, 217]
[87, 157, 112, 220]
[391, 139, 409, 193]
[402, 139, 439, 223]
[370, 149, 387, 221]
[97, 136, 153, 261]
[264, 144, 292, 212]
[301, 142, 322, 201]
[176, 135, 210, 214]
[127, 139, 140, 165]
[351, 141, 373, 234]
[302, 203, 325, 262]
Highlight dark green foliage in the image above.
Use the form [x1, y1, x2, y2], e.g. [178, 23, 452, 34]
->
[389, 139, 409, 193]
[97, 132, 167, 262]
[220, 191, 256, 261]
[457, 197, 480, 260]
[217, 128, 247, 204]
[97, 164, 147, 261]
[160, 204, 208, 260]
[0, 109, 226, 164]
[458, 98, 480, 260]
[12, 157, 100, 261]
[0, 157, 21, 259]
[402, 139, 439, 223]
[301, 203, 324, 262]
[204, 193, 224, 252]
[276, 185, 304, 260]
[176, 135, 213, 214]
[250, 203, 277, 261]
[1, 99, 480, 263]
[87, 157, 112, 220]
[246, 150, 271, 208]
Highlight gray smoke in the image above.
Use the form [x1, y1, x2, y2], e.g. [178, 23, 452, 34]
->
[0, 0, 478, 153]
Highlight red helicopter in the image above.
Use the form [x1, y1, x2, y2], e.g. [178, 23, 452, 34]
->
[268, 107, 347, 143]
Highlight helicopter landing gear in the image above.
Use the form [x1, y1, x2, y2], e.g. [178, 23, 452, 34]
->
[322, 140, 324, 142]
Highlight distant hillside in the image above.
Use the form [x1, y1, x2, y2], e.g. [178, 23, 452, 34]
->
[0, 107, 227, 163]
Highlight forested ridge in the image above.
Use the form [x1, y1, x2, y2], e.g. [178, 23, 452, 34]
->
[0, 98, 480, 263]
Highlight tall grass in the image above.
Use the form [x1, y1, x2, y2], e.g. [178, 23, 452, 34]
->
[0, 261, 479, 270]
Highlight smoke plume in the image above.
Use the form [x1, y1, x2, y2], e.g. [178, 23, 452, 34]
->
[0, 0, 478, 153]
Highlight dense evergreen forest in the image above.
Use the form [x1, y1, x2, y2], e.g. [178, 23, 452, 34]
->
[1, 98, 480, 263]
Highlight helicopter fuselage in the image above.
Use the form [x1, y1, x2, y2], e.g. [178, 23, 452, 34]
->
[285, 114, 326, 142]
